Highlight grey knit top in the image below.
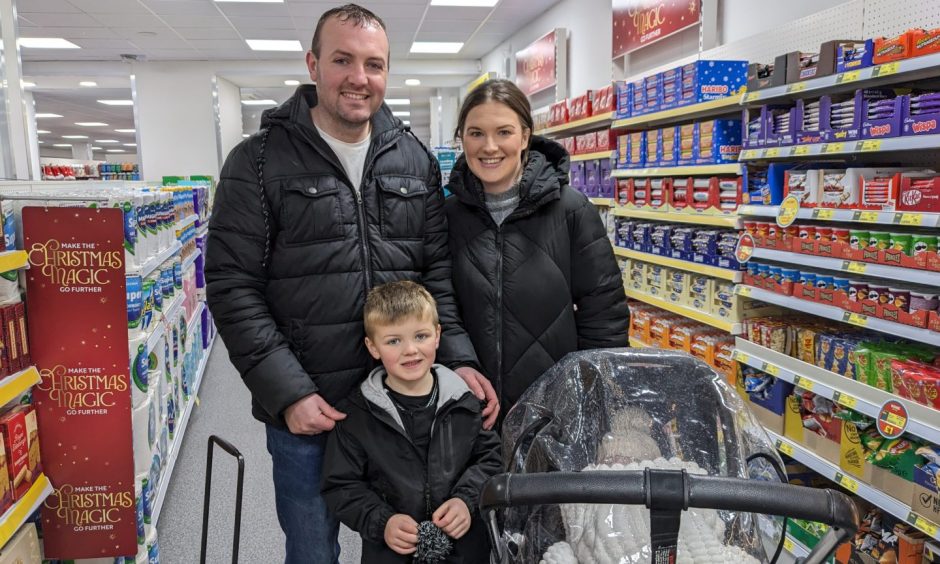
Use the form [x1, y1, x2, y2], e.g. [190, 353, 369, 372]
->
[483, 183, 521, 226]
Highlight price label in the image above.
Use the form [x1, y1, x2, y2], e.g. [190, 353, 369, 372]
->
[859, 140, 882, 152]
[834, 472, 860, 493]
[746, 91, 762, 102]
[877, 399, 909, 439]
[734, 351, 750, 364]
[842, 312, 868, 327]
[783, 537, 796, 554]
[765, 148, 780, 158]
[875, 61, 901, 77]
[787, 83, 808, 93]
[898, 213, 923, 226]
[824, 142, 845, 154]
[763, 362, 781, 377]
[740, 149, 757, 159]
[775, 439, 794, 457]
[844, 261, 868, 274]
[853, 210, 880, 222]
[792, 145, 811, 156]
[909, 513, 939, 537]
[834, 392, 858, 410]
[813, 209, 835, 220]
[777, 195, 802, 228]
[793, 375, 812, 390]
[736, 285, 753, 297]
[837, 70, 861, 83]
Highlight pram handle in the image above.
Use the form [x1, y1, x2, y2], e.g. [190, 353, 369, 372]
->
[480, 469, 859, 564]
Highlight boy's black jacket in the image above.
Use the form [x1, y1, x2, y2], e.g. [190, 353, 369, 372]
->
[322, 365, 502, 563]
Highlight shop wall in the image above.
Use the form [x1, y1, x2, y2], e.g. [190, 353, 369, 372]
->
[105, 154, 138, 165]
[719, 0, 852, 45]
[216, 75, 243, 164]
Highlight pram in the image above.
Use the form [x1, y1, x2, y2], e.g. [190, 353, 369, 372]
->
[480, 349, 859, 564]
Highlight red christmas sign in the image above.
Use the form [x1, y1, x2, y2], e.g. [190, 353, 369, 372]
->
[516, 30, 557, 96]
[613, 0, 701, 58]
[24, 207, 137, 558]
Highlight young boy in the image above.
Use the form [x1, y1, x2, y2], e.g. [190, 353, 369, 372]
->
[322, 280, 502, 563]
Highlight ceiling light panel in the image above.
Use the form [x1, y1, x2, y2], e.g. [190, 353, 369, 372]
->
[246, 39, 302, 52]
[79, 81, 98, 87]
[241, 99, 277, 106]
[284, 80, 300, 86]
[97, 100, 134, 106]
[76, 122, 108, 127]
[430, 0, 499, 6]
[18, 38, 80, 49]
[405, 79, 421, 86]
[385, 99, 411, 106]
[35, 113, 63, 119]
[393, 111, 411, 117]
[410, 42, 463, 54]
[115, 129, 136, 133]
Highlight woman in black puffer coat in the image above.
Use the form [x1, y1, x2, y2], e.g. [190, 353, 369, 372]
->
[446, 79, 630, 417]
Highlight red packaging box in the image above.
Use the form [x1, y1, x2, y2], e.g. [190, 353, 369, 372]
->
[575, 132, 598, 155]
[793, 282, 819, 303]
[0, 434, 12, 517]
[879, 302, 929, 329]
[929, 310, 940, 332]
[22, 406, 40, 481]
[1, 306, 20, 374]
[0, 314, 7, 378]
[592, 85, 615, 115]
[912, 28, 940, 58]
[874, 31, 914, 64]
[897, 175, 940, 212]
[0, 408, 30, 500]
[559, 136, 575, 155]
[595, 129, 617, 152]
[14, 303, 28, 369]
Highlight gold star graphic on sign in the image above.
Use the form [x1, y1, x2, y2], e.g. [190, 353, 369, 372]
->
[689, 0, 697, 14]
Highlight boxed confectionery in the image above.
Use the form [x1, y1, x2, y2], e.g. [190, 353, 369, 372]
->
[661, 67, 681, 110]
[898, 173, 940, 212]
[0, 522, 40, 563]
[644, 74, 661, 114]
[796, 98, 826, 145]
[676, 123, 696, 165]
[592, 84, 614, 116]
[0, 435, 11, 517]
[745, 163, 796, 205]
[679, 60, 747, 105]
[615, 81, 631, 118]
[568, 92, 592, 122]
[874, 31, 914, 64]
[629, 78, 646, 116]
[747, 55, 789, 92]
[902, 92, 940, 137]
[785, 40, 865, 83]
[862, 92, 906, 140]
[696, 119, 742, 164]
[911, 463, 940, 529]
[646, 129, 660, 167]
[837, 39, 875, 72]
[0, 407, 30, 500]
[659, 127, 677, 166]
[569, 161, 584, 189]
[765, 105, 800, 147]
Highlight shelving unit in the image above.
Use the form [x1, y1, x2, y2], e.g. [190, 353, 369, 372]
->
[625, 286, 742, 333]
[176, 214, 198, 232]
[735, 285, 940, 347]
[784, 535, 811, 560]
[589, 197, 615, 207]
[750, 247, 939, 285]
[147, 293, 186, 352]
[737, 205, 940, 228]
[735, 338, 940, 445]
[612, 163, 743, 177]
[0, 474, 53, 549]
[765, 430, 940, 542]
[182, 249, 201, 272]
[132, 241, 182, 280]
[611, 206, 743, 228]
[0, 367, 41, 407]
[612, 96, 742, 129]
[614, 247, 743, 282]
[535, 112, 614, 136]
[0, 251, 28, 273]
[739, 134, 940, 161]
[570, 151, 613, 162]
[628, 337, 652, 348]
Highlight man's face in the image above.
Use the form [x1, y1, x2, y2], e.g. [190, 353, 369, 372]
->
[306, 17, 389, 131]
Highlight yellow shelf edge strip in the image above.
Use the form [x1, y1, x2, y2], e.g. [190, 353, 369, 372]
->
[0, 474, 52, 548]
[0, 367, 41, 408]
[615, 248, 740, 281]
[570, 151, 614, 162]
[611, 164, 742, 177]
[0, 251, 28, 274]
[624, 288, 735, 332]
[611, 96, 740, 129]
[610, 207, 741, 227]
[535, 112, 614, 135]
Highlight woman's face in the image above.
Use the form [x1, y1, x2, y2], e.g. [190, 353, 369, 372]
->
[461, 101, 530, 194]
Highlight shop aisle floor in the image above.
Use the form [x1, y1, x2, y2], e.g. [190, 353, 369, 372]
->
[158, 339, 363, 562]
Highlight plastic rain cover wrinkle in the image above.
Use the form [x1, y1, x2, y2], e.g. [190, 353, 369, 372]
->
[498, 348, 783, 564]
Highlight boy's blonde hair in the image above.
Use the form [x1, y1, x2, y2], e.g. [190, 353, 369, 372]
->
[364, 280, 439, 337]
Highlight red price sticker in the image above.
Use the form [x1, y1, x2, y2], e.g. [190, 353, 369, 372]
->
[877, 399, 909, 439]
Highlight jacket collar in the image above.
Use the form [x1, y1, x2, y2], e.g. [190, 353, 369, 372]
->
[360, 364, 471, 431]
[448, 135, 569, 214]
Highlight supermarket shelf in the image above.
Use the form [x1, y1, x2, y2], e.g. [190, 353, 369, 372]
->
[751, 247, 939, 285]
[611, 206, 743, 228]
[737, 205, 940, 228]
[176, 214, 198, 232]
[766, 430, 940, 542]
[570, 151, 613, 162]
[0, 251, 28, 273]
[589, 197, 615, 207]
[735, 285, 940, 347]
[739, 134, 940, 161]
[625, 287, 742, 333]
[612, 163, 743, 177]
[735, 338, 940, 446]
[784, 535, 810, 560]
[182, 248, 201, 272]
[535, 112, 613, 136]
[146, 292, 186, 352]
[151, 331, 216, 527]
[614, 247, 744, 282]
[628, 337, 653, 348]
[0, 367, 40, 408]
[188, 301, 206, 336]
[131, 241, 182, 279]
[742, 51, 940, 105]
[612, 96, 742, 130]
[0, 474, 52, 549]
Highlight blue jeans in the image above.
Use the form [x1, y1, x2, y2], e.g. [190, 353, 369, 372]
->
[266, 425, 340, 564]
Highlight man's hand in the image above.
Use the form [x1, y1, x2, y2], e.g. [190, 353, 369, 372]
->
[454, 366, 499, 430]
[384, 514, 419, 555]
[432, 498, 471, 540]
[283, 393, 346, 435]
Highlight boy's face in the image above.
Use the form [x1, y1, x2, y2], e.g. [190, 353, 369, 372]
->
[365, 314, 441, 388]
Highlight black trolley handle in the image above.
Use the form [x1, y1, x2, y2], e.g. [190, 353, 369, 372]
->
[480, 469, 859, 564]
[199, 435, 245, 564]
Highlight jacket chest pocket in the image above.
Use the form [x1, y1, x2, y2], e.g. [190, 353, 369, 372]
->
[280, 177, 345, 244]
[376, 177, 427, 240]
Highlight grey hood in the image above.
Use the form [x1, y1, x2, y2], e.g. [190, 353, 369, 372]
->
[360, 364, 471, 432]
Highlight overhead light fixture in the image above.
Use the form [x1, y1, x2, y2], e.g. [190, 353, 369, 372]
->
[76, 122, 108, 126]
[430, 0, 499, 6]
[95, 139, 119, 144]
[392, 111, 410, 117]
[284, 79, 300, 86]
[18, 38, 80, 49]
[216, 0, 283, 2]
[386, 98, 410, 106]
[37, 141, 44, 144]
[97, 99, 133, 106]
[36, 130, 51, 134]
[91, 146, 102, 150]
[242, 134, 250, 138]
[79, 81, 97, 87]
[405, 78, 421, 86]
[21, 81, 36, 88]
[106, 149, 125, 153]
[246, 39, 302, 52]
[123, 143, 137, 147]
[403, 120, 411, 125]
[115, 128, 135, 133]
[62, 135, 88, 139]
[52, 143, 72, 147]
[35, 113, 63, 119]
[241, 99, 277, 106]
[410, 42, 463, 54]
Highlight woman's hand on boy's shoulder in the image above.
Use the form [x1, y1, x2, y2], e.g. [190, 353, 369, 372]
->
[384, 514, 419, 555]
[454, 366, 500, 430]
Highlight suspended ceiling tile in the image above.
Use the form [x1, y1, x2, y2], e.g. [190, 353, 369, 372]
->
[187, 39, 249, 51]
[175, 27, 242, 40]
[227, 16, 296, 30]
[17, 26, 118, 39]
[478, 19, 525, 35]
[127, 36, 191, 49]
[214, 2, 291, 18]
[16, 0, 82, 13]
[158, 14, 233, 28]
[91, 14, 170, 29]
[139, 0, 223, 17]
[17, 12, 101, 27]
[238, 29, 302, 41]
[425, 6, 493, 21]
[69, 38, 139, 50]
[67, 0, 152, 14]
[413, 30, 473, 42]
[141, 49, 209, 60]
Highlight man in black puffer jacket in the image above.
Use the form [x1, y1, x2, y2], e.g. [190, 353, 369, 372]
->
[205, 5, 483, 562]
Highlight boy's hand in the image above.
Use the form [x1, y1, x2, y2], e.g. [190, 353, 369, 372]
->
[384, 514, 419, 555]
[432, 498, 471, 539]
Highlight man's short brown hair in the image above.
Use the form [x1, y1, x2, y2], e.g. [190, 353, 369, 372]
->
[311, 3, 387, 58]
[364, 281, 438, 338]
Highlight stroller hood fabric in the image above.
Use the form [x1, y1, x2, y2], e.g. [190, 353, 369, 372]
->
[498, 348, 783, 563]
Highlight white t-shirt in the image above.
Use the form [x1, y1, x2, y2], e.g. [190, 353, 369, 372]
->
[315, 124, 371, 192]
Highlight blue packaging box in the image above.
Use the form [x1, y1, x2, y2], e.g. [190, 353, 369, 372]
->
[744, 163, 796, 205]
[862, 94, 905, 140]
[626, 131, 646, 169]
[569, 161, 585, 187]
[696, 119, 742, 164]
[629, 79, 646, 116]
[642, 74, 661, 115]
[903, 93, 940, 136]
[583, 160, 601, 187]
[837, 39, 874, 72]
[659, 127, 678, 167]
[748, 373, 795, 415]
[599, 159, 614, 197]
[795, 98, 826, 145]
[677, 123, 697, 166]
[615, 81, 631, 118]
[680, 60, 747, 106]
[741, 106, 768, 149]
[661, 68, 681, 110]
